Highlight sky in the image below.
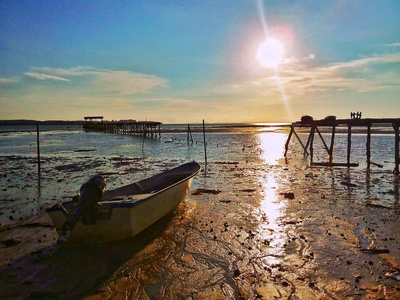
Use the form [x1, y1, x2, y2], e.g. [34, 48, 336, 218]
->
[0, 0, 399, 123]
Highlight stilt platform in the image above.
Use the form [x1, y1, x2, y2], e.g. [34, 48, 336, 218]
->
[83, 118, 162, 138]
[284, 117, 400, 174]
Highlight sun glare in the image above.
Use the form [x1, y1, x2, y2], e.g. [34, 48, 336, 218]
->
[256, 38, 285, 68]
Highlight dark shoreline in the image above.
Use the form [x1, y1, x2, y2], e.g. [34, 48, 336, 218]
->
[0, 120, 86, 126]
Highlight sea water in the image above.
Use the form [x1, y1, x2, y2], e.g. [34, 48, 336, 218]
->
[0, 123, 397, 226]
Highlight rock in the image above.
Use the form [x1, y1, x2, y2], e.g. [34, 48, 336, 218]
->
[191, 189, 221, 195]
[280, 192, 295, 199]
[220, 200, 232, 203]
[2, 239, 21, 247]
[341, 181, 358, 187]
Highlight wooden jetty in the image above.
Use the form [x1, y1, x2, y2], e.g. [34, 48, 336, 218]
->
[284, 116, 400, 174]
[84, 117, 162, 138]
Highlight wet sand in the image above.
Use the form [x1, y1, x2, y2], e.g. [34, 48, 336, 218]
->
[1, 159, 399, 299]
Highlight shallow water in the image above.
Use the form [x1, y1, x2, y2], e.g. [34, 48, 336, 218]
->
[0, 124, 399, 299]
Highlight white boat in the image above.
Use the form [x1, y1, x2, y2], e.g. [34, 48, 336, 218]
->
[46, 161, 201, 243]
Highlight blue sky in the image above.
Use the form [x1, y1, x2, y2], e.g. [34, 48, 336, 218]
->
[1, 0, 399, 123]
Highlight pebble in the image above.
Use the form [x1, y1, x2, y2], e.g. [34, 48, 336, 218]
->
[233, 269, 241, 277]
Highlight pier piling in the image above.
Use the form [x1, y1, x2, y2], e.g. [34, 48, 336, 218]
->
[347, 125, 352, 166]
[394, 123, 399, 174]
[36, 122, 41, 178]
[203, 120, 207, 168]
[187, 124, 193, 145]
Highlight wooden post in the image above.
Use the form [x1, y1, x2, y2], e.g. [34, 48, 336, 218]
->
[315, 127, 331, 156]
[36, 122, 41, 177]
[394, 123, 399, 175]
[190, 125, 193, 143]
[293, 128, 309, 156]
[203, 119, 207, 167]
[329, 126, 336, 164]
[187, 124, 190, 145]
[284, 125, 294, 157]
[310, 125, 315, 164]
[347, 125, 352, 166]
[187, 124, 193, 145]
[366, 125, 371, 169]
[305, 127, 314, 156]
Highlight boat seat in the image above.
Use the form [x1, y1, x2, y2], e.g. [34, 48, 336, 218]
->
[99, 193, 154, 205]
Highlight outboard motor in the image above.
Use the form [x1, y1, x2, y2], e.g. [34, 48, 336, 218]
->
[79, 175, 107, 224]
[60, 175, 106, 239]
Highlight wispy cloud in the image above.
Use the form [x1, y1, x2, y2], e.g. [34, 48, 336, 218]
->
[382, 42, 400, 48]
[25, 66, 168, 95]
[326, 52, 400, 71]
[25, 72, 70, 81]
[0, 76, 19, 84]
[0, 66, 171, 120]
[282, 53, 315, 65]
[228, 52, 400, 99]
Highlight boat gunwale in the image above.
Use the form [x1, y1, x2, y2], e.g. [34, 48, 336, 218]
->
[104, 162, 200, 209]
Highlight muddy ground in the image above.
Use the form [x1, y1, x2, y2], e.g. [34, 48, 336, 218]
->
[0, 161, 399, 299]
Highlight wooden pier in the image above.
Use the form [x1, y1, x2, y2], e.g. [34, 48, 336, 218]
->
[284, 117, 400, 174]
[84, 118, 162, 138]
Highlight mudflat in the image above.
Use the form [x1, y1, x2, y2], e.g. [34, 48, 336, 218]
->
[1, 160, 399, 299]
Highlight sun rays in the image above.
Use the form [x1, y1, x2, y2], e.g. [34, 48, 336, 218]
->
[256, 0, 292, 120]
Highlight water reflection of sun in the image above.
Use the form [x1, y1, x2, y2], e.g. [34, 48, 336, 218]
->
[258, 132, 287, 165]
[259, 174, 283, 231]
[256, 133, 288, 264]
[257, 172, 286, 266]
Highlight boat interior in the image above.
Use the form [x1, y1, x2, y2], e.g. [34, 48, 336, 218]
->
[56, 162, 200, 219]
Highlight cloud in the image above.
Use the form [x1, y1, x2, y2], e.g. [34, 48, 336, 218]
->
[68, 97, 132, 108]
[382, 42, 400, 48]
[282, 53, 315, 65]
[30, 66, 96, 77]
[325, 52, 400, 71]
[93, 71, 167, 94]
[2, 66, 170, 120]
[228, 52, 400, 99]
[24, 72, 70, 81]
[26, 66, 168, 95]
[0, 76, 19, 84]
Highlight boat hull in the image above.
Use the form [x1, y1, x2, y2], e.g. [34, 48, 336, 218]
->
[47, 162, 200, 243]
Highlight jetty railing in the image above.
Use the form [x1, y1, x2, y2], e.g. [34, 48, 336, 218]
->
[284, 117, 400, 174]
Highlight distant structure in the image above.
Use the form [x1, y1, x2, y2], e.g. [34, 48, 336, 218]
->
[119, 119, 137, 124]
[83, 118, 162, 138]
[83, 116, 104, 129]
[284, 116, 400, 174]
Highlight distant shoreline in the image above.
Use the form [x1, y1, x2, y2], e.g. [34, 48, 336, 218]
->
[0, 120, 396, 135]
[0, 120, 86, 126]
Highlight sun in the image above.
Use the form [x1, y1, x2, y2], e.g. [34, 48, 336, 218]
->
[256, 38, 285, 68]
